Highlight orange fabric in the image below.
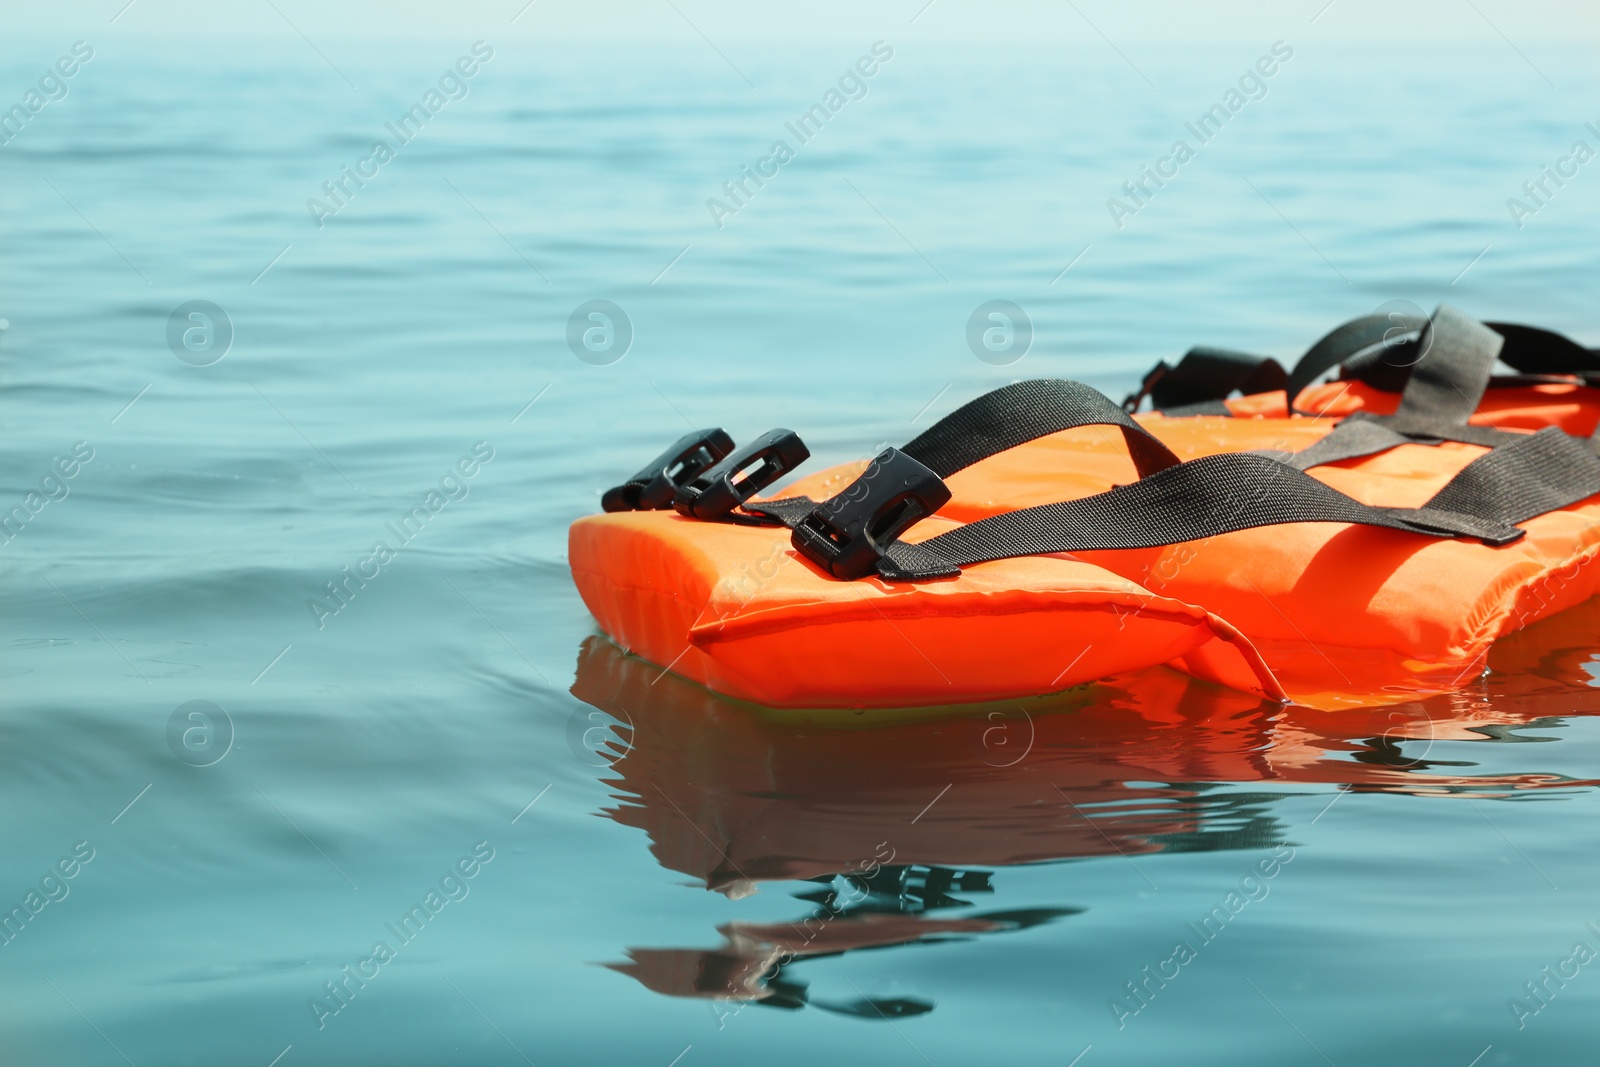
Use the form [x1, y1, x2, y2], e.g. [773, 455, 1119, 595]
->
[571, 389, 1600, 711]
[1078, 517, 1600, 709]
[568, 510, 1282, 708]
[1226, 379, 1600, 436]
[765, 421, 1600, 709]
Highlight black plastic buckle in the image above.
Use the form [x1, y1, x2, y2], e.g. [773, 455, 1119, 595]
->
[1121, 361, 1170, 413]
[673, 428, 810, 520]
[791, 447, 952, 580]
[601, 428, 735, 512]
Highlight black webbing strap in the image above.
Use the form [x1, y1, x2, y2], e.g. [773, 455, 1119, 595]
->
[1286, 306, 1505, 418]
[1188, 312, 1600, 422]
[745, 379, 1181, 525]
[1482, 323, 1600, 450]
[1336, 340, 1417, 393]
[1287, 305, 1502, 425]
[1125, 347, 1286, 414]
[1371, 305, 1501, 429]
[1269, 423, 1600, 510]
[1160, 399, 1235, 417]
[1424, 427, 1600, 525]
[873, 452, 1524, 581]
[1486, 322, 1600, 377]
[1285, 314, 1399, 415]
[872, 427, 1600, 582]
[1276, 307, 1522, 468]
[1262, 419, 1419, 470]
[1492, 324, 1600, 452]
[900, 378, 1180, 479]
[741, 496, 816, 528]
[1342, 409, 1517, 448]
[1343, 308, 1525, 452]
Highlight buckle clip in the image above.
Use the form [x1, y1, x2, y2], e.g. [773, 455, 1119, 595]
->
[673, 428, 810, 520]
[602, 428, 735, 512]
[791, 447, 952, 580]
[1122, 361, 1170, 413]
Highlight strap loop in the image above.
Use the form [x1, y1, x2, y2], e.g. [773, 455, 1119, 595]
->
[1278, 306, 1516, 467]
[1286, 314, 1403, 415]
[1382, 304, 1503, 426]
[903, 379, 1179, 480]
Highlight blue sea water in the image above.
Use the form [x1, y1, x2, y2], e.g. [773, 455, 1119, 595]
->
[3, 21, 1600, 1066]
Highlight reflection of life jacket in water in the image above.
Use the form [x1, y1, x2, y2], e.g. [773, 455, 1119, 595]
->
[608, 871, 1069, 1020]
[578, 626, 1600, 1012]
[578, 633, 1600, 891]
[571, 307, 1600, 709]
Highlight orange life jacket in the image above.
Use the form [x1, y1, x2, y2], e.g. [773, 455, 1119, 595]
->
[570, 308, 1600, 710]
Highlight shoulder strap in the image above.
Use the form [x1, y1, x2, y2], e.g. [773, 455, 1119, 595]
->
[902, 378, 1180, 479]
[1285, 314, 1400, 415]
[745, 379, 1180, 528]
[1358, 305, 1506, 440]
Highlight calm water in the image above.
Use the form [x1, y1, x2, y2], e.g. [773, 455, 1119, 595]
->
[4, 24, 1600, 1066]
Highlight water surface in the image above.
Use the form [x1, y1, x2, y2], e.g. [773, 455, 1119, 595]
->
[3, 29, 1600, 1066]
